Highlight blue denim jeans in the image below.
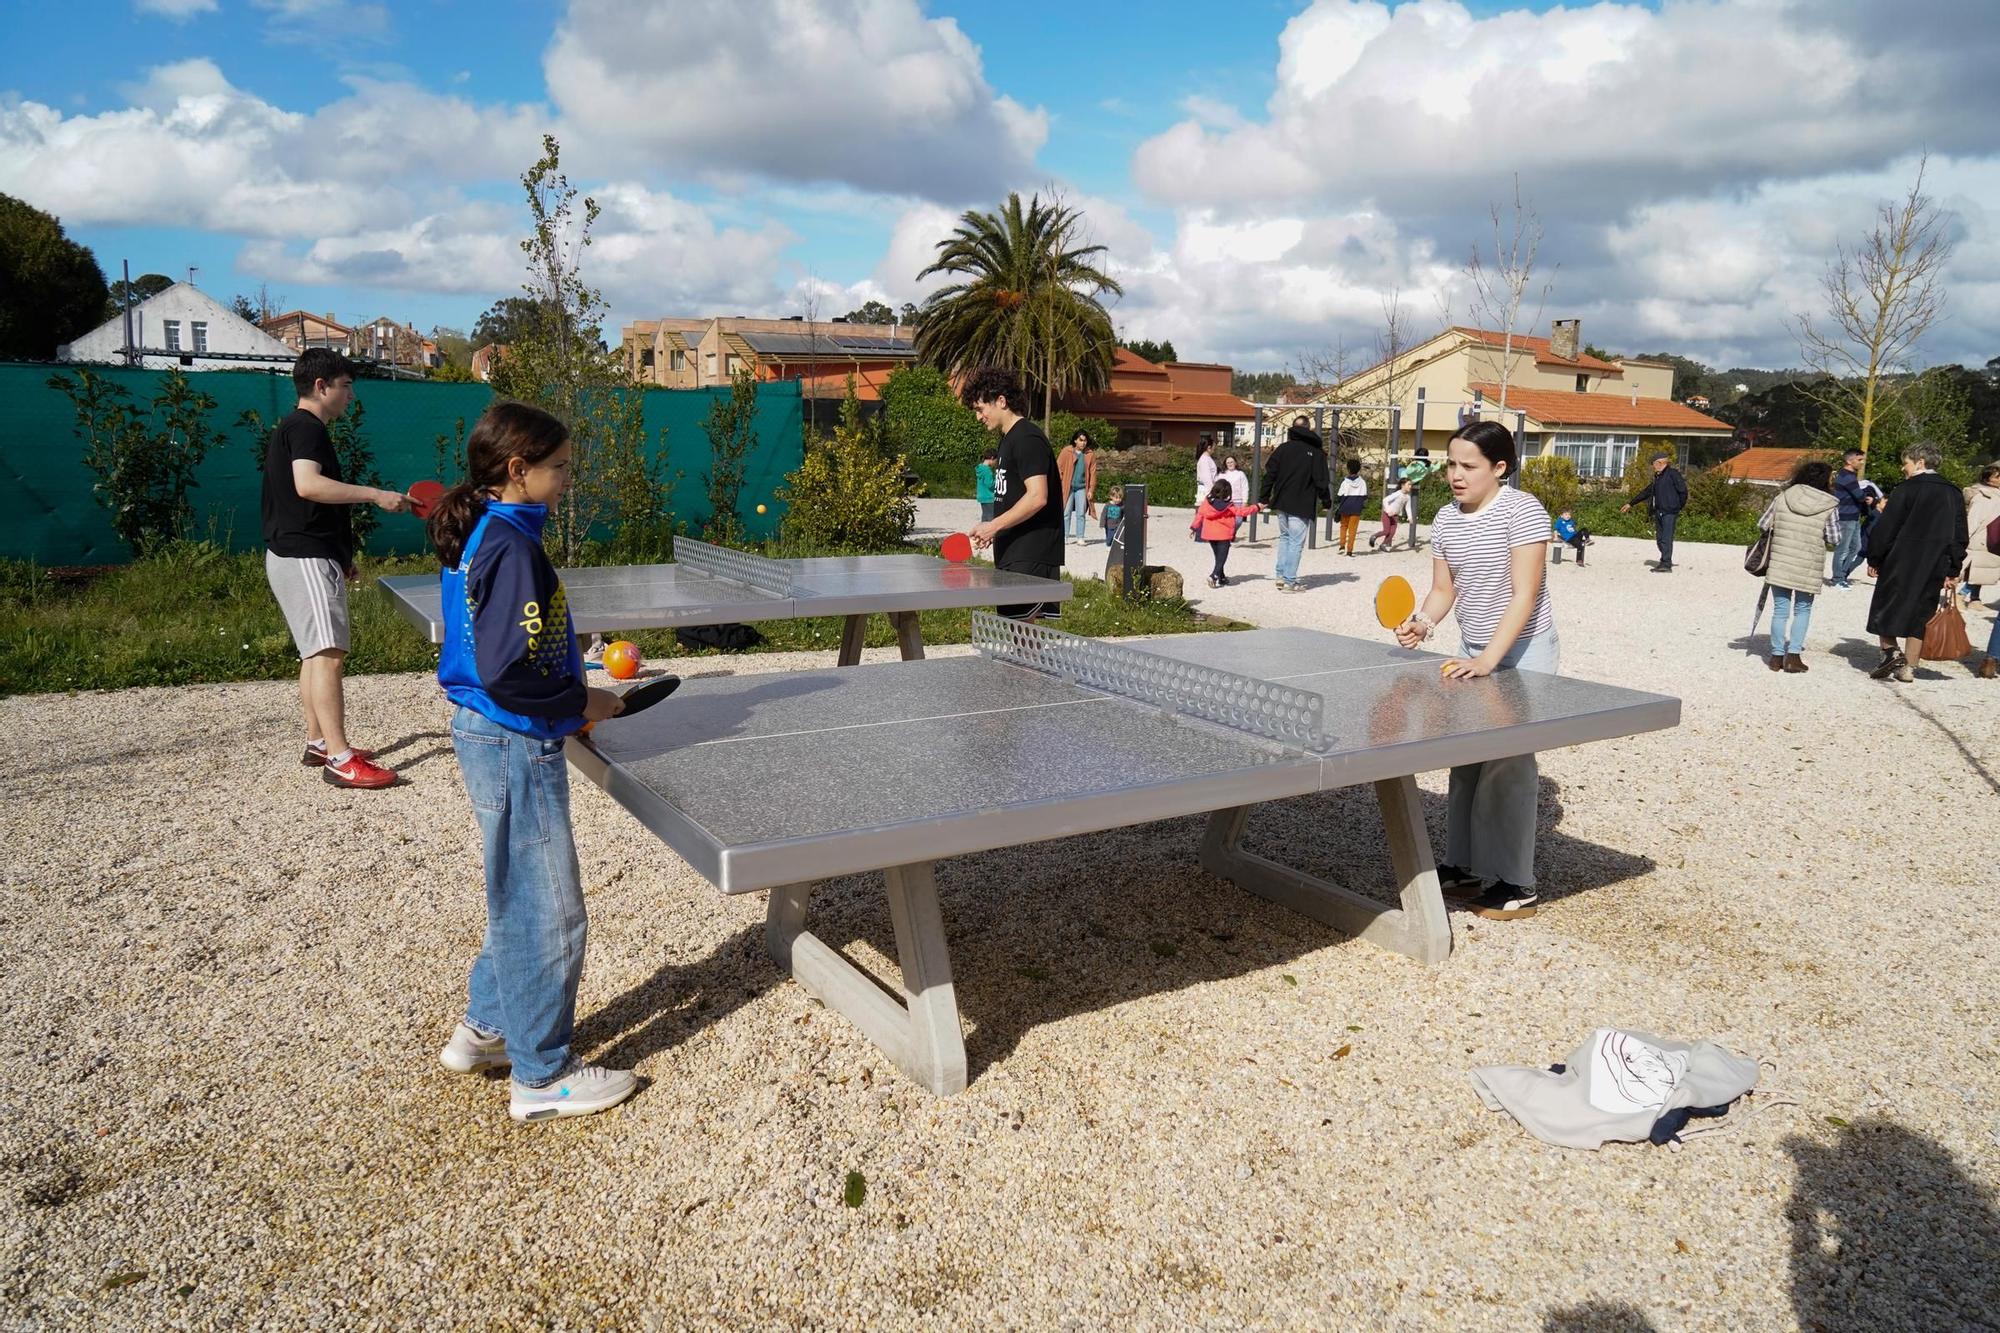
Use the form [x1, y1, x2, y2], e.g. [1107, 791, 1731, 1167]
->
[1274, 513, 1310, 583]
[1064, 486, 1090, 540]
[451, 706, 588, 1087]
[1445, 630, 1560, 888]
[1832, 519, 1863, 583]
[1769, 587, 1815, 656]
[1988, 606, 2000, 660]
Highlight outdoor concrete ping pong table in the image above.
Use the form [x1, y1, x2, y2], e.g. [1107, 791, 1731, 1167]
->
[377, 537, 1073, 665]
[567, 614, 1681, 1096]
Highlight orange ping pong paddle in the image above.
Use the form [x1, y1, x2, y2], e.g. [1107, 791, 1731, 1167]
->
[408, 479, 445, 519]
[940, 532, 973, 563]
[1374, 574, 1416, 630]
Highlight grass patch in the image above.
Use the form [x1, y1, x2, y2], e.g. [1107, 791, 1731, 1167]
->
[0, 536, 1230, 697]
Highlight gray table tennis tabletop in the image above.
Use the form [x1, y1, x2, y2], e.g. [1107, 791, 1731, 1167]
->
[567, 622, 1679, 1095]
[377, 545, 1072, 666]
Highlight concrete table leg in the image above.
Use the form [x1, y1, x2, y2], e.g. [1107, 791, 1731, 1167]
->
[762, 863, 968, 1095]
[1198, 775, 1452, 964]
[891, 610, 925, 661]
[835, 613, 868, 667]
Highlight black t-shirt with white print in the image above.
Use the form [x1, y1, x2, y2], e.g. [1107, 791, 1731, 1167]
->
[992, 416, 1063, 571]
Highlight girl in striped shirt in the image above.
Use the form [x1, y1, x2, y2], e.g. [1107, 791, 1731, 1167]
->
[1392, 421, 1558, 920]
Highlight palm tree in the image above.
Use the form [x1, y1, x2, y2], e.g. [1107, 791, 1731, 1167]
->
[915, 193, 1123, 423]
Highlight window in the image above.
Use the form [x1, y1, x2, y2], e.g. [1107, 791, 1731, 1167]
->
[1575, 374, 1589, 393]
[1550, 432, 1639, 479]
[191, 321, 208, 353]
[163, 320, 181, 351]
[639, 348, 654, 368]
[725, 354, 741, 377]
[670, 349, 686, 371]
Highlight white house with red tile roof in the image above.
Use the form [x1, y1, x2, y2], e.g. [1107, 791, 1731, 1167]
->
[1313, 320, 1735, 478]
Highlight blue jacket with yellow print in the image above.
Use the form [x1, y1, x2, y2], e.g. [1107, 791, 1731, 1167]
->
[437, 501, 586, 739]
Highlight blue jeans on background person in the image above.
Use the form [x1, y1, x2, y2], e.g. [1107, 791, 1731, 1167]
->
[1987, 606, 2000, 661]
[1655, 511, 1679, 567]
[451, 705, 588, 1088]
[1831, 518, 1862, 585]
[1274, 512, 1310, 584]
[980, 501, 995, 522]
[1768, 586, 1816, 656]
[1065, 486, 1089, 540]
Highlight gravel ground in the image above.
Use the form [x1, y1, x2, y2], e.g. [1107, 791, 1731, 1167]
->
[3, 510, 1996, 1331]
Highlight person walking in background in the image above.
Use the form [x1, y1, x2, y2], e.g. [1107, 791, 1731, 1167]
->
[1057, 429, 1098, 544]
[1392, 421, 1557, 921]
[1195, 437, 1219, 501]
[1399, 446, 1437, 549]
[1190, 479, 1261, 588]
[1221, 452, 1251, 537]
[1866, 442, 1969, 683]
[1259, 420, 1331, 592]
[1371, 479, 1411, 550]
[976, 447, 998, 522]
[1335, 458, 1367, 556]
[1959, 461, 2000, 604]
[1621, 451, 1689, 572]
[1830, 448, 1868, 587]
[1759, 459, 1840, 673]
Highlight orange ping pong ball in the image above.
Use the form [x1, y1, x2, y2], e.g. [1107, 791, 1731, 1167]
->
[756, 504, 767, 514]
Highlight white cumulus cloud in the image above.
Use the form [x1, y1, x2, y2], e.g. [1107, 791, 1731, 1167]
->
[543, 0, 1046, 201]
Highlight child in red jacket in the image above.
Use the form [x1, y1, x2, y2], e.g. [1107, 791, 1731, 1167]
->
[1190, 479, 1261, 587]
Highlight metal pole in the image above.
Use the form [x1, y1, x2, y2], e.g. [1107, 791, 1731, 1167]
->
[1408, 389, 1426, 551]
[1248, 405, 1264, 543]
[1513, 410, 1527, 486]
[1307, 407, 1322, 550]
[120, 259, 135, 367]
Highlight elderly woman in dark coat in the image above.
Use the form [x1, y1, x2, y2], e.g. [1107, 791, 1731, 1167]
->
[1866, 441, 1970, 683]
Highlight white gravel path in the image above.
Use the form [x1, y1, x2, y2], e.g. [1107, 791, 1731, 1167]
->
[2, 507, 1996, 1331]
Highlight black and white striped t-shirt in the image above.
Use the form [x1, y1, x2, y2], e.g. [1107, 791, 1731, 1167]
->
[1429, 486, 1554, 646]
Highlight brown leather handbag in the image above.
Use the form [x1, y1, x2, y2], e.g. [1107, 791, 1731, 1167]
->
[1922, 589, 1972, 661]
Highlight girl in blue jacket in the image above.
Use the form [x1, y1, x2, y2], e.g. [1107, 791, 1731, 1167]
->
[426, 401, 635, 1123]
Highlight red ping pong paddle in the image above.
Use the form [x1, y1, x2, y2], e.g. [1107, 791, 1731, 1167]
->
[408, 479, 445, 519]
[940, 532, 973, 563]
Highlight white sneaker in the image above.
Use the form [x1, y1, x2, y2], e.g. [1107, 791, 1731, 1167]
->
[439, 1021, 508, 1074]
[509, 1062, 638, 1123]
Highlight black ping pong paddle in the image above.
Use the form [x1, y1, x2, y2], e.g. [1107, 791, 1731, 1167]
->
[617, 675, 682, 716]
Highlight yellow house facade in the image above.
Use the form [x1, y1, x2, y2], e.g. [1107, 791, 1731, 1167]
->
[1305, 320, 1734, 479]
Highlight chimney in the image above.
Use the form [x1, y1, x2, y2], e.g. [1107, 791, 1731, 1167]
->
[1550, 318, 1580, 361]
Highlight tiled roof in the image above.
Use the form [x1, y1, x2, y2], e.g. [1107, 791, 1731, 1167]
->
[1467, 383, 1733, 433]
[1453, 327, 1622, 374]
[1111, 346, 1169, 376]
[1714, 447, 1823, 483]
[1059, 388, 1256, 422]
[262, 310, 353, 335]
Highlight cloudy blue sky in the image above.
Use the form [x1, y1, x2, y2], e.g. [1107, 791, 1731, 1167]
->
[6, 0, 1998, 372]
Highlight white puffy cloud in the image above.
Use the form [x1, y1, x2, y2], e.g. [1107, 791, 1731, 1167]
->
[0, 60, 546, 237]
[543, 0, 1045, 201]
[1116, 0, 2000, 371]
[244, 184, 795, 315]
[133, 0, 217, 20]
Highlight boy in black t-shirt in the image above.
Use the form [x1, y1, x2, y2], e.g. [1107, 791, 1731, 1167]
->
[964, 368, 1063, 620]
[262, 348, 414, 789]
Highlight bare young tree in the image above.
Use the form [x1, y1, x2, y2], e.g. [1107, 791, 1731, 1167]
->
[1367, 286, 1414, 448]
[1793, 153, 1954, 465]
[1464, 175, 1552, 409]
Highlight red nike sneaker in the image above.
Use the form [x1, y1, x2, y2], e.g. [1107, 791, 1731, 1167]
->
[322, 751, 397, 789]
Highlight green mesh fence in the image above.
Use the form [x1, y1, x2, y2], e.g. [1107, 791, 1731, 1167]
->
[0, 363, 803, 564]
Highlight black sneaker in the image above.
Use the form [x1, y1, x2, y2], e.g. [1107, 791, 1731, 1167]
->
[1435, 864, 1486, 899]
[1465, 882, 1539, 920]
[1869, 648, 1907, 680]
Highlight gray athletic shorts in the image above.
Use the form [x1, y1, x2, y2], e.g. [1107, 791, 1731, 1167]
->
[265, 551, 351, 658]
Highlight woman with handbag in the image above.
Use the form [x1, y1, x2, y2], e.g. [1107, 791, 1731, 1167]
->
[1866, 442, 1970, 683]
[1757, 459, 1839, 673]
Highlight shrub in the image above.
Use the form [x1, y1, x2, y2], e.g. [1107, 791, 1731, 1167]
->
[49, 367, 219, 557]
[701, 368, 758, 544]
[1518, 455, 1580, 521]
[882, 365, 989, 496]
[777, 388, 915, 550]
[1686, 463, 1753, 523]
